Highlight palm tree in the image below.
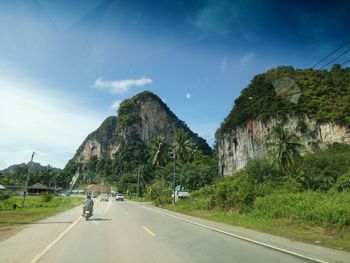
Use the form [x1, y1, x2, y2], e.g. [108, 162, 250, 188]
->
[172, 130, 196, 163]
[148, 136, 169, 168]
[266, 123, 303, 172]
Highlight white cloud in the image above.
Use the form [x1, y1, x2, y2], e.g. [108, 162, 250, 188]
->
[240, 52, 255, 66]
[186, 93, 191, 99]
[0, 75, 103, 169]
[110, 100, 122, 111]
[220, 56, 227, 73]
[94, 76, 153, 94]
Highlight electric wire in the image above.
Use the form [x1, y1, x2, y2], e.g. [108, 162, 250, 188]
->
[341, 57, 350, 67]
[318, 47, 350, 69]
[312, 39, 350, 69]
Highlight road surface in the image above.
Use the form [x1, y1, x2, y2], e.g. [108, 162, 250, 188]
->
[0, 199, 349, 263]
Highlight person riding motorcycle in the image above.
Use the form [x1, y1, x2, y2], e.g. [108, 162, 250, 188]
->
[82, 195, 94, 216]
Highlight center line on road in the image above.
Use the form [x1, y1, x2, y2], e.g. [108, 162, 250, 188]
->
[104, 201, 112, 214]
[143, 226, 156, 237]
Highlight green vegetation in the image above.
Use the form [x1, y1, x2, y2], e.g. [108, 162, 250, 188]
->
[159, 143, 350, 251]
[0, 164, 71, 189]
[0, 195, 83, 227]
[220, 65, 350, 132]
[3, 68, 350, 251]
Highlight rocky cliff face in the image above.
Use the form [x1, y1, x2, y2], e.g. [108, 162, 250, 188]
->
[74, 116, 118, 163]
[218, 116, 350, 176]
[218, 66, 350, 176]
[69, 91, 211, 166]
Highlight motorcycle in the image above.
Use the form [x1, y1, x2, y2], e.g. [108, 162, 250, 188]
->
[83, 206, 93, 221]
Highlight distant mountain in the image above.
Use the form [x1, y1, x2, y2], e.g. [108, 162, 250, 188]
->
[0, 162, 62, 174]
[67, 91, 212, 166]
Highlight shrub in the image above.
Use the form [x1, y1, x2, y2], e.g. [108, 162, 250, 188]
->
[147, 180, 172, 206]
[209, 171, 258, 211]
[191, 185, 215, 198]
[296, 143, 350, 191]
[244, 159, 283, 184]
[40, 192, 53, 202]
[0, 190, 10, 201]
[208, 160, 300, 212]
[335, 171, 350, 192]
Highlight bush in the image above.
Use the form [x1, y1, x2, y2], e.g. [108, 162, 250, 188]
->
[209, 171, 258, 211]
[296, 143, 350, 191]
[40, 192, 53, 202]
[191, 185, 215, 198]
[208, 160, 300, 212]
[0, 190, 10, 201]
[244, 159, 283, 184]
[335, 171, 350, 192]
[147, 180, 172, 206]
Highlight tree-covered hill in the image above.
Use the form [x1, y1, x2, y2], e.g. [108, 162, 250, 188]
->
[220, 65, 350, 133]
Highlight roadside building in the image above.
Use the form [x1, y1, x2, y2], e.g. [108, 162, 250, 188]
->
[4, 185, 23, 195]
[27, 183, 53, 195]
[85, 184, 111, 196]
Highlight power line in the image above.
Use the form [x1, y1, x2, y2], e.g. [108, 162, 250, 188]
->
[318, 47, 350, 70]
[341, 57, 350, 67]
[200, 129, 217, 139]
[312, 39, 350, 69]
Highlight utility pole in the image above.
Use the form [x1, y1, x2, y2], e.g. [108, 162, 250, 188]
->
[170, 149, 176, 205]
[22, 151, 35, 206]
[137, 165, 141, 198]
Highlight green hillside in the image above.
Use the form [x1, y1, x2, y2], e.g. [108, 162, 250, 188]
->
[220, 65, 350, 133]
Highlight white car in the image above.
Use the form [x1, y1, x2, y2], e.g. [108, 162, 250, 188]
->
[115, 193, 124, 201]
[178, 191, 191, 198]
[172, 191, 191, 199]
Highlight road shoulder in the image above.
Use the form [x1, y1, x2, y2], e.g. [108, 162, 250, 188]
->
[133, 201, 350, 263]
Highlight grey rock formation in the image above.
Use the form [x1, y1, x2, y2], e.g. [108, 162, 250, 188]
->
[218, 116, 350, 176]
[68, 91, 211, 166]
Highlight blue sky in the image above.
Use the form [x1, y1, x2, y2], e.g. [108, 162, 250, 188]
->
[0, 0, 349, 169]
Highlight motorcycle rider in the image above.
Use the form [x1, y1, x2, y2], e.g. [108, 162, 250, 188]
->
[82, 195, 94, 216]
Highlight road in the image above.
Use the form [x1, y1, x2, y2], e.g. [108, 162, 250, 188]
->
[0, 199, 349, 263]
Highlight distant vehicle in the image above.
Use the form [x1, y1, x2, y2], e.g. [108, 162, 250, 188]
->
[100, 194, 109, 201]
[115, 193, 124, 201]
[172, 191, 191, 199]
[178, 191, 191, 199]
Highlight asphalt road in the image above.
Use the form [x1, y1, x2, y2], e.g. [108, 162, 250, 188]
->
[1, 199, 349, 263]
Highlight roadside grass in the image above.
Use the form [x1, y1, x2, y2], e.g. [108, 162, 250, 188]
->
[162, 199, 350, 252]
[0, 196, 83, 227]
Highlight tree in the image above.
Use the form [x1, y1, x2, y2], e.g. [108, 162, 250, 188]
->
[266, 123, 303, 173]
[172, 130, 196, 163]
[148, 136, 169, 168]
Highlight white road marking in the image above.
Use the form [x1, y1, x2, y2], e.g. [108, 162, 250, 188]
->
[143, 226, 156, 237]
[29, 216, 82, 263]
[104, 201, 112, 214]
[134, 203, 328, 263]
